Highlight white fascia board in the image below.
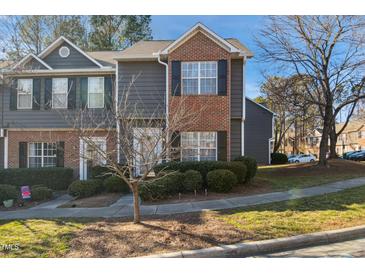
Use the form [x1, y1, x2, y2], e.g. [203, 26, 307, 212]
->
[38, 36, 104, 68]
[160, 22, 241, 55]
[4, 68, 115, 77]
[12, 53, 53, 70]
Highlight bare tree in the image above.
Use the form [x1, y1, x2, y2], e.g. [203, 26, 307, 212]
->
[63, 78, 205, 223]
[256, 16, 365, 165]
[259, 75, 320, 153]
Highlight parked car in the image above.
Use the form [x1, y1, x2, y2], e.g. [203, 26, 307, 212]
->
[349, 150, 365, 161]
[288, 154, 316, 163]
[343, 151, 360, 160]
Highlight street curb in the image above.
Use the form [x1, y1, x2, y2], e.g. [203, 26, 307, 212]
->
[143, 225, 365, 258]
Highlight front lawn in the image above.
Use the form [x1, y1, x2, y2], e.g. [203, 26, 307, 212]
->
[256, 159, 365, 190]
[3, 184, 365, 257]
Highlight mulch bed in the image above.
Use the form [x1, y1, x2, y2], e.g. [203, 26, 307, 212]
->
[59, 193, 122, 208]
[66, 212, 247, 258]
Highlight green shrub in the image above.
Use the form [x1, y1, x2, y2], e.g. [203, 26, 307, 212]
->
[90, 166, 111, 180]
[154, 161, 246, 186]
[182, 170, 203, 192]
[0, 168, 73, 190]
[68, 179, 103, 198]
[0, 184, 18, 203]
[31, 187, 52, 201]
[271, 153, 288, 165]
[234, 156, 258, 182]
[139, 172, 185, 201]
[103, 176, 130, 193]
[207, 169, 237, 193]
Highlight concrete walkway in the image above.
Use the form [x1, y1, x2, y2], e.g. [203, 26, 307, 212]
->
[1, 177, 365, 220]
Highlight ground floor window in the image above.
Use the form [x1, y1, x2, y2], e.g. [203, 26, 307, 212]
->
[181, 132, 217, 161]
[28, 142, 57, 168]
[85, 138, 107, 166]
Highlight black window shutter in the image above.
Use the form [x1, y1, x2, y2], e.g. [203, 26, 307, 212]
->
[80, 77, 88, 109]
[19, 142, 28, 168]
[56, 141, 65, 167]
[171, 61, 181, 96]
[68, 78, 76, 109]
[44, 78, 52, 110]
[171, 131, 181, 161]
[9, 79, 17, 110]
[218, 60, 227, 96]
[217, 131, 227, 161]
[104, 77, 113, 110]
[32, 78, 41, 110]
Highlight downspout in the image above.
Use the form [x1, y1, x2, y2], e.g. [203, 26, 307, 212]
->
[156, 52, 169, 160]
[115, 61, 120, 163]
[156, 52, 169, 128]
[241, 55, 246, 156]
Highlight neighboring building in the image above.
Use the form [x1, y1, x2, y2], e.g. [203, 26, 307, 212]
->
[0, 23, 274, 179]
[335, 121, 365, 155]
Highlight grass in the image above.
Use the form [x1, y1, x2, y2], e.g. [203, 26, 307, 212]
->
[255, 159, 365, 190]
[220, 185, 365, 239]
[3, 184, 365, 257]
[0, 219, 84, 257]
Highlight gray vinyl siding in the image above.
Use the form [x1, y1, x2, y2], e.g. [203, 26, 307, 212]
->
[43, 41, 99, 69]
[0, 137, 4, 168]
[118, 61, 165, 118]
[244, 99, 273, 164]
[1, 75, 112, 128]
[231, 59, 243, 118]
[24, 59, 48, 70]
[230, 119, 241, 160]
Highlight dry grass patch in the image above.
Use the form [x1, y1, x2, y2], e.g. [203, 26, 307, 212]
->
[59, 193, 122, 208]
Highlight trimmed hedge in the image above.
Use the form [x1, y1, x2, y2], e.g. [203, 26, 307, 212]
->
[139, 172, 185, 201]
[154, 161, 247, 186]
[234, 156, 258, 182]
[68, 179, 104, 198]
[183, 170, 203, 192]
[271, 153, 288, 165]
[31, 186, 53, 201]
[0, 168, 73, 190]
[207, 169, 237, 193]
[103, 176, 130, 193]
[91, 165, 130, 180]
[0, 184, 18, 203]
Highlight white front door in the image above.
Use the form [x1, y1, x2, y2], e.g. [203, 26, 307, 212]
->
[133, 128, 162, 176]
[79, 137, 107, 180]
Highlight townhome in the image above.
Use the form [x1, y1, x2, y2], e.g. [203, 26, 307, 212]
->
[0, 23, 274, 179]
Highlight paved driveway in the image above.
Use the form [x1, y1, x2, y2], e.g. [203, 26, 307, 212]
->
[257, 238, 365, 258]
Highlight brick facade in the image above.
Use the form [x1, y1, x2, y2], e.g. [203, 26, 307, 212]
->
[7, 129, 116, 175]
[168, 31, 232, 160]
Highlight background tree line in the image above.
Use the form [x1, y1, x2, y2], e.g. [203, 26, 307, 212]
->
[0, 15, 152, 60]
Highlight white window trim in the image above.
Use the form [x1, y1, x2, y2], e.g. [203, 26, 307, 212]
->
[17, 79, 33, 110]
[181, 61, 218, 95]
[87, 77, 105, 109]
[28, 142, 57, 168]
[52, 78, 68, 109]
[181, 131, 217, 161]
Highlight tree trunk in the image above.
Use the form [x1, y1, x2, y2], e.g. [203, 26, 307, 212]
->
[329, 120, 338, 159]
[318, 111, 331, 166]
[131, 183, 141, 224]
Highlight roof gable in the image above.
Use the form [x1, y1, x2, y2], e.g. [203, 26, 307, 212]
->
[12, 53, 52, 71]
[161, 23, 242, 55]
[38, 36, 105, 68]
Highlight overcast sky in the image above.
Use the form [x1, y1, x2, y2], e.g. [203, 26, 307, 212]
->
[151, 15, 266, 99]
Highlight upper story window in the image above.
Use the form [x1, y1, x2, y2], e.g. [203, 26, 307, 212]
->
[181, 132, 217, 161]
[17, 79, 33, 109]
[182, 61, 217, 95]
[88, 77, 104, 108]
[52, 78, 68, 109]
